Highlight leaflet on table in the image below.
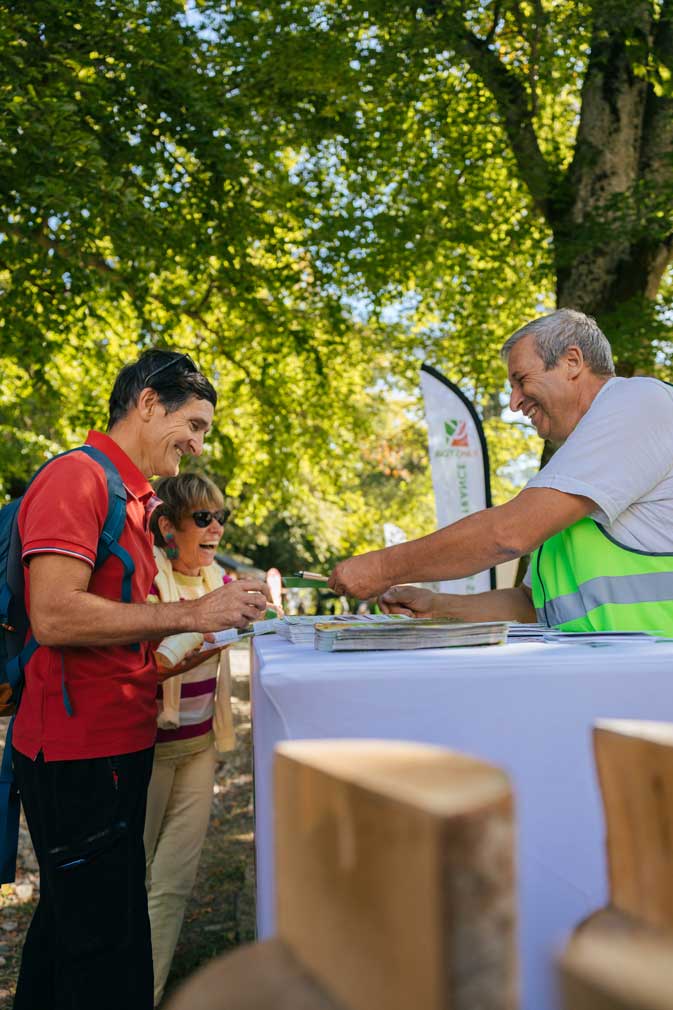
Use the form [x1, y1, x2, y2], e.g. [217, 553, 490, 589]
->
[542, 630, 663, 645]
[507, 625, 667, 645]
[506, 623, 547, 642]
[198, 618, 284, 653]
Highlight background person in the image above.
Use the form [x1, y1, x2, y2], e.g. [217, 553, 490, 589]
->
[330, 310, 673, 635]
[144, 473, 235, 1007]
[12, 350, 269, 1010]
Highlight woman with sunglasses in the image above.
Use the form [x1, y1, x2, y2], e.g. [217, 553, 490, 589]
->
[144, 473, 233, 1007]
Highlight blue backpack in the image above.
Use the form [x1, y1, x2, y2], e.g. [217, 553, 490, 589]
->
[0, 444, 136, 883]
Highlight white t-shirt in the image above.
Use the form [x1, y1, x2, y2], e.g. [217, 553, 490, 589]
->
[523, 377, 673, 585]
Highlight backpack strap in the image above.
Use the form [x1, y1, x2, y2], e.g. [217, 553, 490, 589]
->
[76, 446, 136, 603]
[5, 638, 38, 701]
[0, 717, 20, 883]
[18, 445, 137, 695]
[76, 445, 138, 651]
[0, 583, 12, 628]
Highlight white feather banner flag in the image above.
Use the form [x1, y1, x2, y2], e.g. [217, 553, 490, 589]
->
[420, 363, 495, 594]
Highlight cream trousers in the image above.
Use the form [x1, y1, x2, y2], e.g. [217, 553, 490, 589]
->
[144, 743, 216, 1006]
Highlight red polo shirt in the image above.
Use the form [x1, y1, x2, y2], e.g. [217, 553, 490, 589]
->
[13, 431, 159, 761]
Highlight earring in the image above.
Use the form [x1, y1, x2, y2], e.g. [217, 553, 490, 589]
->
[165, 532, 179, 561]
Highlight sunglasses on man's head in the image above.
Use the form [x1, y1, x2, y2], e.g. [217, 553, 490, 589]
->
[191, 510, 227, 528]
[145, 352, 198, 385]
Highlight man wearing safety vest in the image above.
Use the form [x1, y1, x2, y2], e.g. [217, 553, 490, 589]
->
[328, 309, 673, 634]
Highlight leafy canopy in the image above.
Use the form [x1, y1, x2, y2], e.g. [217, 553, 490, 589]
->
[1, 1, 575, 568]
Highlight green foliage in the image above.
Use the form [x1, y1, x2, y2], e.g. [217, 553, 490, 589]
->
[485, 415, 539, 505]
[2, 1, 669, 570]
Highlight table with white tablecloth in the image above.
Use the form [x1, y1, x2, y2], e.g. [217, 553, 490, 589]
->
[250, 634, 673, 1010]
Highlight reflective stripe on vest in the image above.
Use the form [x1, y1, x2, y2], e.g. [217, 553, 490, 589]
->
[541, 571, 673, 627]
[530, 517, 673, 635]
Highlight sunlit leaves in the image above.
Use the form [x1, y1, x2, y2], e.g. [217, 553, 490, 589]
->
[5, 0, 673, 571]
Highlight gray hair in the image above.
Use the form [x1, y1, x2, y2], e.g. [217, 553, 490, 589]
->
[500, 309, 615, 376]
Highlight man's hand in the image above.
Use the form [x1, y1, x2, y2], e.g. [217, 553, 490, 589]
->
[379, 585, 438, 618]
[328, 551, 390, 600]
[193, 579, 271, 631]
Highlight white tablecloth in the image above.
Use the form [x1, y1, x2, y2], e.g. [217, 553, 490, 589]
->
[251, 635, 673, 1010]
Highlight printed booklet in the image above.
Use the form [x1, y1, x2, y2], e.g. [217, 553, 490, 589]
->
[314, 618, 509, 652]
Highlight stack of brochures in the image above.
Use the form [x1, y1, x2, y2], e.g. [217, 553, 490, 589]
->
[314, 618, 509, 652]
[278, 614, 408, 645]
[277, 615, 332, 644]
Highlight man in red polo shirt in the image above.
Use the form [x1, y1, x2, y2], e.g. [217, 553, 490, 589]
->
[11, 350, 269, 1010]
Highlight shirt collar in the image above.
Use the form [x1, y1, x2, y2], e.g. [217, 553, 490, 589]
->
[85, 431, 154, 502]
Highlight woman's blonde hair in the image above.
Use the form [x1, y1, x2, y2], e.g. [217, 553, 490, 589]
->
[150, 473, 225, 548]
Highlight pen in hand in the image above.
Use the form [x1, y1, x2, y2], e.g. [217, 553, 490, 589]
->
[294, 571, 329, 583]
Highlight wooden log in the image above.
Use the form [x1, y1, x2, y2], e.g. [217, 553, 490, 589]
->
[593, 720, 673, 929]
[165, 938, 344, 1010]
[274, 739, 516, 1010]
[560, 927, 673, 1009]
[167, 739, 516, 1010]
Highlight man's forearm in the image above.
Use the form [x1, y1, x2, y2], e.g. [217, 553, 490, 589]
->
[379, 506, 519, 587]
[433, 586, 536, 624]
[34, 591, 204, 648]
[29, 553, 269, 648]
[376, 489, 594, 588]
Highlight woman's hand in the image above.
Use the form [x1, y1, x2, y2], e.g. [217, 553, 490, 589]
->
[156, 642, 226, 682]
[379, 585, 439, 618]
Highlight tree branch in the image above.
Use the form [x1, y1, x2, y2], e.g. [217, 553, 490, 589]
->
[640, 0, 673, 197]
[416, 1, 555, 219]
[183, 309, 258, 385]
[529, 0, 544, 118]
[486, 1, 502, 44]
[653, 0, 673, 68]
[5, 224, 116, 277]
[459, 29, 554, 220]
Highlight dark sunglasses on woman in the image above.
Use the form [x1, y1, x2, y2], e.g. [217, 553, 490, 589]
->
[191, 509, 227, 528]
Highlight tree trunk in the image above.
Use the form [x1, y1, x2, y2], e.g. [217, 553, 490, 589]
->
[454, 0, 673, 378]
[551, 3, 673, 375]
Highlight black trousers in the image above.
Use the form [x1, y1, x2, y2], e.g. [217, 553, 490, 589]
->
[12, 746, 155, 1010]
